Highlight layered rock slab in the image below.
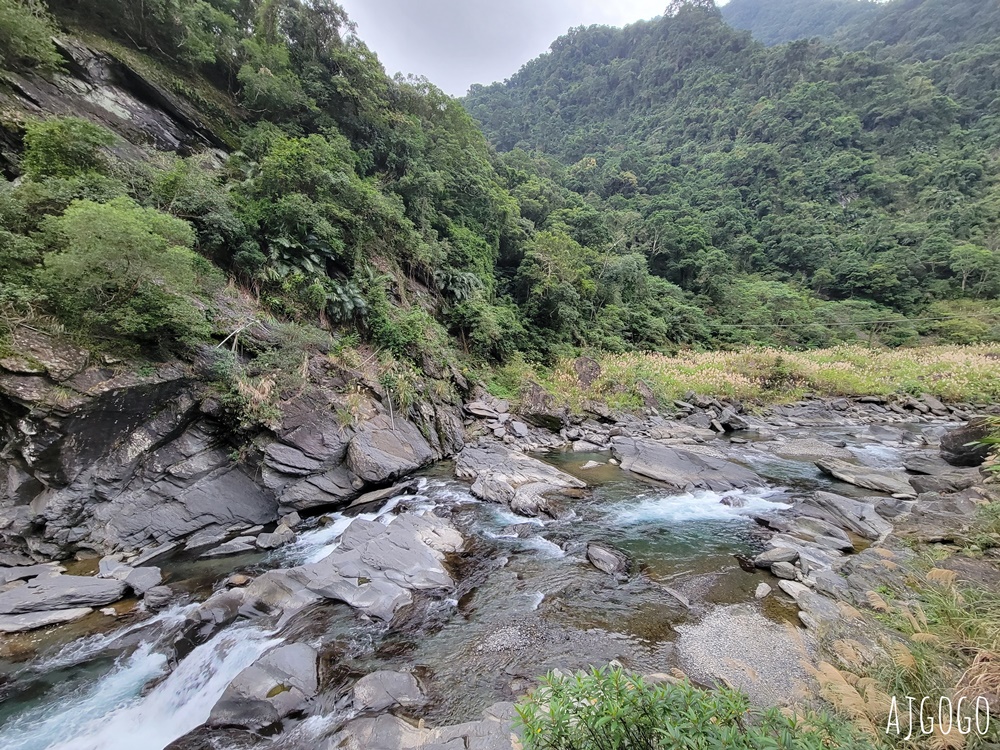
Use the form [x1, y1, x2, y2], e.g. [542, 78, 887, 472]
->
[243, 513, 463, 622]
[610, 437, 765, 492]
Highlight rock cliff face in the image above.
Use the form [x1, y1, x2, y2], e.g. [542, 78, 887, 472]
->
[0, 332, 465, 562]
[0, 37, 231, 176]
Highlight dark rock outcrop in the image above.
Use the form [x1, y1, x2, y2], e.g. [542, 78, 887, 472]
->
[940, 419, 993, 467]
[815, 459, 915, 496]
[1, 332, 466, 561]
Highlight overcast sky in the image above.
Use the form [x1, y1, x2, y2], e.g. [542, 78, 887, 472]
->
[338, 0, 730, 97]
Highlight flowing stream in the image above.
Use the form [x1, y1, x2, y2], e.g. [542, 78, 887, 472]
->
[0, 424, 926, 749]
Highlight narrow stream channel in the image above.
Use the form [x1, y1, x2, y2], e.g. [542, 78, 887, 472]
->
[0, 423, 928, 749]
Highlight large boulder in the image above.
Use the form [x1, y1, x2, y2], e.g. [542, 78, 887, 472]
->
[352, 671, 425, 713]
[940, 419, 994, 467]
[518, 382, 567, 430]
[797, 492, 892, 541]
[610, 437, 765, 492]
[815, 459, 915, 496]
[0, 575, 126, 614]
[455, 445, 586, 517]
[209, 643, 318, 728]
[347, 415, 437, 484]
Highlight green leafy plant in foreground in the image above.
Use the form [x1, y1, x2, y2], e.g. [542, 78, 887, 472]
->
[976, 417, 1000, 477]
[516, 667, 871, 750]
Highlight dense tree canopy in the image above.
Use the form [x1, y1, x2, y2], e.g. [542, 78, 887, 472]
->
[1, 0, 998, 370]
[465, 0, 1000, 350]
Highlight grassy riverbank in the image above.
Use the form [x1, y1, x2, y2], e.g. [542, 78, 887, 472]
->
[487, 345, 1000, 410]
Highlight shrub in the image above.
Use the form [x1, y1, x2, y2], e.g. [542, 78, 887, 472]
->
[516, 668, 870, 750]
[0, 0, 62, 72]
[22, 117, 115, 179]
[39, 197, 218, 351]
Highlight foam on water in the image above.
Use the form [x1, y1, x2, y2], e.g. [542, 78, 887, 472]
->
[612, 488, 790, 525]
[520, 535, 567, 558]
[490, 507, 546, 527]
[22, 627, 282, 750]
[0, 641, 169, 750]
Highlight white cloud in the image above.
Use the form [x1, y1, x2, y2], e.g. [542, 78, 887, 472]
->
[338, 0, 722, 96]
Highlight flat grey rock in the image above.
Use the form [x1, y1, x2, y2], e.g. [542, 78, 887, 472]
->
[0, 575, 126, 614]
[0, 563, 64, 585]
[754, 547, 799, 567]
[328, 702, 516, 750]
[771, 439, 853, 462]
[353, 670, 425, 712]
[245, 513, 463, 622]
[202, 537, 258, 558]
[816, 459, 914, 496]
[455, 445, 586, 517]
[256, 525, 296, 550]
[125, 566, 162, 594]
[0, 607, 93, 633]
[798, 492, 892, 541]
[611, 437, 765, 492]
[771, 561, 797, 580]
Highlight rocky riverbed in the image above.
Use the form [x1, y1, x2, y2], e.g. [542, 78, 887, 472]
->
[1, 362, 998, 748]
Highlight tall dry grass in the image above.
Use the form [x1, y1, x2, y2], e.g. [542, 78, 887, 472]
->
[491, 345, 1000, 410]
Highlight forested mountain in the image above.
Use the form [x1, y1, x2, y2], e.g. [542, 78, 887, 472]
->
[721, 0, 878, 46]
[1, 0, 998, 392]
[723, 0, 1000, 60]
[464, 1, 1000, 350]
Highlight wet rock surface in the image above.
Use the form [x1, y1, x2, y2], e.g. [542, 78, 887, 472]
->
[327, 702, 518, 750]
[352, 670, 426, 713]
[209, 643, 319, 728]
[586, 542, 631, 577]
[3, 353, 1000, 750]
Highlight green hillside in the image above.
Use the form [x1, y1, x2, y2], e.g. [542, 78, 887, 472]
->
[0, 0, 998, 393]
[464, 1, 1000, 352]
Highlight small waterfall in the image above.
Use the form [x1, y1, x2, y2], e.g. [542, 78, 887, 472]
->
[0, 626, 279, 750]
[24, 603, 197, 676]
